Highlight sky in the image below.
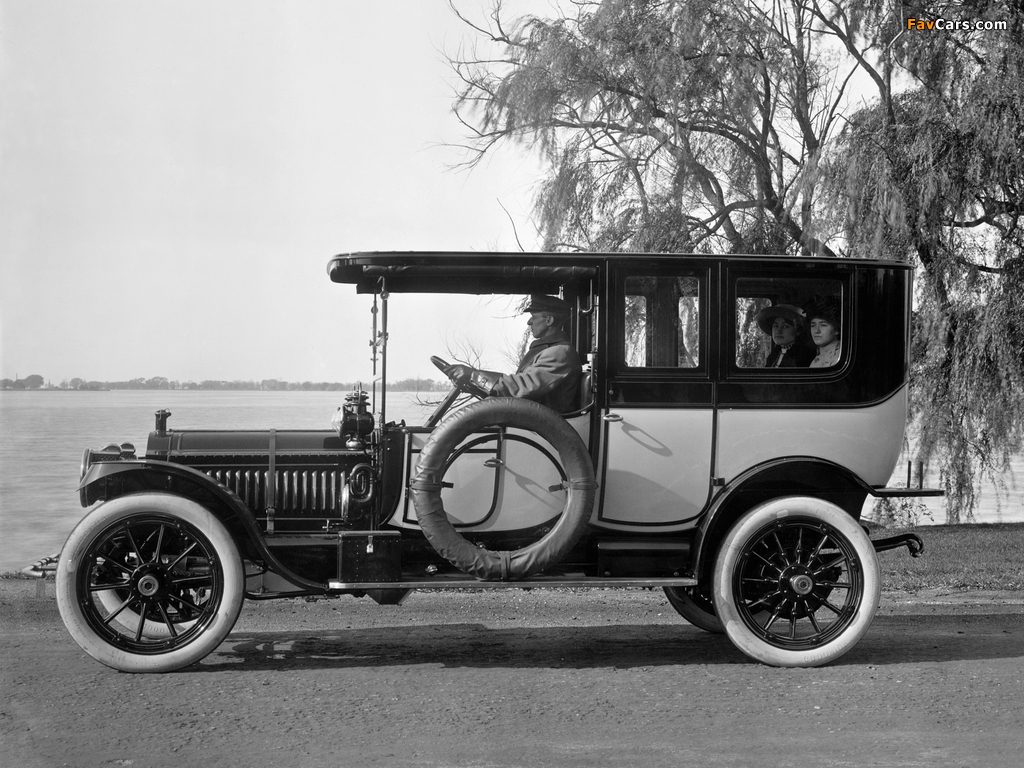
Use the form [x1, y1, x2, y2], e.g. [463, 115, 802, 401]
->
[0, 0, 558, 385]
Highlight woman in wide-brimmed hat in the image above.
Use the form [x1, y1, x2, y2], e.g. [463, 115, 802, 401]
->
[755, 304, 814, 367]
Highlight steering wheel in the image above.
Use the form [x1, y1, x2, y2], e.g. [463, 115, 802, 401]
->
[430, 356, 492, 399]
[426, 356, 492, 428]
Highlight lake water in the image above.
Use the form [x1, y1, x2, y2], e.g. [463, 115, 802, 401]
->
[0, 389, 439, 573]
[1, 389, 1021, 573]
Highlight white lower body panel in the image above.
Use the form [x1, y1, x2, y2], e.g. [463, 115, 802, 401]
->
[716, 386, 908, 488]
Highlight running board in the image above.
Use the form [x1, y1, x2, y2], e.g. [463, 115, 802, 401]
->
[327, 575, 698, 591]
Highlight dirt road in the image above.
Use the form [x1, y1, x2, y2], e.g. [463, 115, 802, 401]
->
[2, 578, 1023, 768]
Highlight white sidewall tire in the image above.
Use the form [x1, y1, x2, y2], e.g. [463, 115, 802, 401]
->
[713, 496, 880, 667]
[56, 493, 244, 673]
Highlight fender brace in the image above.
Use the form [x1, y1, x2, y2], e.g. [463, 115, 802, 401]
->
[871, 532, 925, 558]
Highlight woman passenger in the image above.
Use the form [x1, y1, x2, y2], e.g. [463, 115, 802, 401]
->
[806, 297, 842, 368]
[754, 304, 814, 367]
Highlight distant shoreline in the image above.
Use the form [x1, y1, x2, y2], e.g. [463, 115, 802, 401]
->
[1, 385, 449, 393]
[1, 388, 110, 392]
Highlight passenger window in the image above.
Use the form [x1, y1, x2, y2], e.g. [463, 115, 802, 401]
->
[624, 276, 700, 368]
[735, 278, 844, 369]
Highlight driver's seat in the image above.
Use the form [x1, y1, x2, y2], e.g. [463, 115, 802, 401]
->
[561, 366, 593, 418]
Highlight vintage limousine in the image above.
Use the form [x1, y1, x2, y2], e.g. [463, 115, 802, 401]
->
[53, 251, 938, 672]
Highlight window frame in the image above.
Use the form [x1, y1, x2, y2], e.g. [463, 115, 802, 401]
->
[725, 267, 852, 380]
[608, 261, 713, 379]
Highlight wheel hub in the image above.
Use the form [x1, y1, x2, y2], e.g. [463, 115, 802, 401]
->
[137, 574, 160, 597]
[789, 573, 814, 595]
[780, 565, 816, 597]
[132, 565, 169, 600]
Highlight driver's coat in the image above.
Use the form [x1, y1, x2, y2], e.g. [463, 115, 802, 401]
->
[484, 332, 582, 414]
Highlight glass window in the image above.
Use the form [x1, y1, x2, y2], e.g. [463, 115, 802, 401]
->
[736, 277, 844, 369]
[624, 276, 700, 368]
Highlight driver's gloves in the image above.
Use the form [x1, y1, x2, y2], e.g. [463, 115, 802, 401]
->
[444, 364, 474, 385]
[445, 364, 501, 395]
[470, 369, 502, 393]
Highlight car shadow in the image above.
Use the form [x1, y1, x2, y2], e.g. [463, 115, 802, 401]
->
[842, 612, 1024, 666]
[192, 613, 1023, 672]
[196, 622, 743, 671]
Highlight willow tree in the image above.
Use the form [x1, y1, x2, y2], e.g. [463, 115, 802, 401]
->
[816, 0, 1024, 519]
[448, 0, 854, 255]
[449, 0, 1024, 521]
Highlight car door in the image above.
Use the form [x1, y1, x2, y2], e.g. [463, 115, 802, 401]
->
[594, 261, 716, 531]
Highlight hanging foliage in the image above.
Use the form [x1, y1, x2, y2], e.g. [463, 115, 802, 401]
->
[449, 0, 1024, 521]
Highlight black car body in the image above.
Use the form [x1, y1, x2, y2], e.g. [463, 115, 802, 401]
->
[55, 251, 938, 671]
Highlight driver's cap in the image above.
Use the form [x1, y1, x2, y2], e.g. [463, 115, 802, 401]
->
[524, 294, 571, 315]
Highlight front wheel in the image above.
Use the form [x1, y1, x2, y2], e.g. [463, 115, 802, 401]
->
[56, 493, 244, 673]
[713, 497, 880, 667]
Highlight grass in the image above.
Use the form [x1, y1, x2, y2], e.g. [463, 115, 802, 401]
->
[5, 523, 1023, 591]
[876, 522, 1024, 592]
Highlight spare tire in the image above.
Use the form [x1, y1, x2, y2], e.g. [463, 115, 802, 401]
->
[410, 398, 597, 581]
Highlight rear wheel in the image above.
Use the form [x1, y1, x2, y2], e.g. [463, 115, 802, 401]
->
[56, 493, 244, 673]
[663, 586, 724, 633]
[713, 497, 880, 667]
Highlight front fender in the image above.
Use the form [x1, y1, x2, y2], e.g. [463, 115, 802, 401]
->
[77, 460, 325, 592]
[80, 458, 249, 509]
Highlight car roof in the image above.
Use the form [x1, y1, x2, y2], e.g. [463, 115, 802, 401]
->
[327, 250, 911, 294]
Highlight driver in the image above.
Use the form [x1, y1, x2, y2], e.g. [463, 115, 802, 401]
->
[444, 295, 583, 414]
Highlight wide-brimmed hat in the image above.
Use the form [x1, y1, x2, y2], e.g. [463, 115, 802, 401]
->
[524, 294, 571, 316]
[755, 304, 806, 335]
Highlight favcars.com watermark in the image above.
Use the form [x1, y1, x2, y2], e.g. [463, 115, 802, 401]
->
[906, 17, 1008, 31]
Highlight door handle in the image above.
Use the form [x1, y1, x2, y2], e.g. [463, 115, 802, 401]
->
[602, 413, 623, 422]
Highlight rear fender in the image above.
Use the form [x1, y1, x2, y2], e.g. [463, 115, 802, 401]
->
[78, 460, 325, 591]
[692, 457, 872, 586]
